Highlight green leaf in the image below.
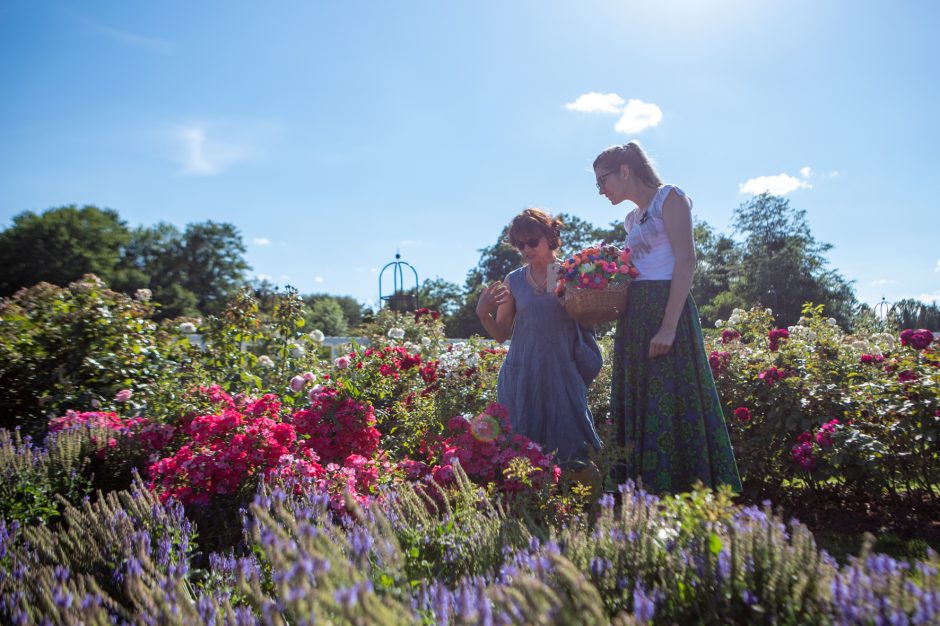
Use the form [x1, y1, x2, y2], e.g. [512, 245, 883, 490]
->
[709, 532, 722, 555]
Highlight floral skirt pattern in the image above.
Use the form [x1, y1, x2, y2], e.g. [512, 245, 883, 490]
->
[610, 281, 742, 494]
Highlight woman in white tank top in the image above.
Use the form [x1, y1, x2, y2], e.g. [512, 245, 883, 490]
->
[593, 142, 741, 494]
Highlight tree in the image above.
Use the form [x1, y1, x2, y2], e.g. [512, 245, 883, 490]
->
[0, 205, 131, 296]
[889, 299, 940, 331]
[417, 278, 464, 317]
[119, 221, 251, 318]
[727, 194, 857, 327]
[303, 294, 366, 331]
[177, 222, 251, 315]
[691, 219, 744, 324]
[117, 222, 197, 318]
[305, 298, 349, 336]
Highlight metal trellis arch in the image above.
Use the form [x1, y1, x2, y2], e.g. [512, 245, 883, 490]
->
[379, 252, 419, 312]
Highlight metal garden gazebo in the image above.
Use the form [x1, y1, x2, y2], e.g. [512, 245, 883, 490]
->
[379, 252, 419, 312]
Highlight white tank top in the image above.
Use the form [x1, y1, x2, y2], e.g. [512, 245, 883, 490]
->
[623, 185, 691, 281]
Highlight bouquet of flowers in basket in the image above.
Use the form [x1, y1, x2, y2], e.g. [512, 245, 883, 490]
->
[554, 244, 639, 326]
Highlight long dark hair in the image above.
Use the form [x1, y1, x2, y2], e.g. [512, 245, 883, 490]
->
[593, 141, 663, 188]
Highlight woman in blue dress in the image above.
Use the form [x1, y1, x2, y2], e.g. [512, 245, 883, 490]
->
[475, 208, 603, 490]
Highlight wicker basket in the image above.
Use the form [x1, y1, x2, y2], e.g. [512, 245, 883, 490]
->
[563, 283, 629, 326]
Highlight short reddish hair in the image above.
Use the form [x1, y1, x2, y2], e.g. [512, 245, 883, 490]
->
[507, 208, 563, 250]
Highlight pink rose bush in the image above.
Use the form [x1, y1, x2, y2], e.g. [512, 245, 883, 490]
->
[48, 410, 175, 459]
[418, 402, 561, 495]
[146, 385, 384, 509]
[900, 328, 933, 350]
[707, 305, 940, 499]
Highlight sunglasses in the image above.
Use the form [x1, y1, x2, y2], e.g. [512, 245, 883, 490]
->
[514, 237, 542, 250]
[595, 169, 618, 191]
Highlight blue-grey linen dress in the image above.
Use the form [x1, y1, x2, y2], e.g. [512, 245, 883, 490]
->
[496, 266, 603, 469]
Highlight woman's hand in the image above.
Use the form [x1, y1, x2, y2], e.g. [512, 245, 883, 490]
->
[648, 326, 677, 359]
[476, 281, 510, 317]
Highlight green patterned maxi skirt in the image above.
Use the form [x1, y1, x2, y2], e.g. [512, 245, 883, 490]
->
[610, 281, 742, 494]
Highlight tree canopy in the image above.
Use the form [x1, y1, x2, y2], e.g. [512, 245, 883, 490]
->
[0, 205, 131, 297]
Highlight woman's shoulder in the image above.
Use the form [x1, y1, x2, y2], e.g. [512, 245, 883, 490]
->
[654, 184, 693, 215]
[504, 266, 526, 286]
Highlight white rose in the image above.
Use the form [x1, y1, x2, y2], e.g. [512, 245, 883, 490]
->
[387, 327, 405, 340]
[258, 355, 275, 368]
[421, 337, 432, 347]
[134, 288, 152, 301]
[309, 330, 325, 343]
[178, 322, 197, 334]
[715, 319, 725, 328]
[289, 344, 304, 358]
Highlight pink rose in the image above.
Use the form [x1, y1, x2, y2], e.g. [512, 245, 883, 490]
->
[910, 329, 934, 350]
[114, 389, 133, 403]
[733, 407, 752, 422]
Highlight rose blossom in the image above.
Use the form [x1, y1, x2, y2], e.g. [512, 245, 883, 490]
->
[114, 389, 133, 403]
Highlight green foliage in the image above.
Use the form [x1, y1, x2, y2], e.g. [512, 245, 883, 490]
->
[0, 205, 132, 298]
[306, 297, 350, 336]
[0, 428, 92, 526]
[1, 476, 196, 625]
[889, 298, 940, 331]
[0, 275, 180, 436]
[712, 304, 940, 500]
[728, 194, 857, 327]
[120, 220, 251, 318]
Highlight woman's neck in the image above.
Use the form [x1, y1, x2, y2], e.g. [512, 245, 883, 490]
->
[526, 258, 552, 277]
[631, 183, 661, 214]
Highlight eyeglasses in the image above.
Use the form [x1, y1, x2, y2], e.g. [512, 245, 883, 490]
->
[595, 169, 618, 191]
[514, 237, 542, 250]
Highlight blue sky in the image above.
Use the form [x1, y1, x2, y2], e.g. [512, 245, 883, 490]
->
[2, 0, 938, 311]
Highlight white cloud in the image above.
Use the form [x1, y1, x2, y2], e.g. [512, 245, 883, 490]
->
[935, 260, 940, 272]
[314, 276, 324, 283]
[253, 237, 271, 246]
[800, 166, 811, 178]
[614, 100, 664, 134]
[86, 19, 175, 54]
[870, 279, 898, 286]
[256, 273, 272, 281]
[915, 291, 940, 305]
[176, 124, 249, 176]
[739, 173, 811, 196]
[565, 92, 625, 114]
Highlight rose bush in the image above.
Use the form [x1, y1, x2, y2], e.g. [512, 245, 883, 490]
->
[709, 304, 939, 498]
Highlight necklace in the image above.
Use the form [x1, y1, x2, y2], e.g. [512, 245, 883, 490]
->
[526, 265, 547, 295]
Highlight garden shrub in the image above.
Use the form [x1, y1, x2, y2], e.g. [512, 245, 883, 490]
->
[0, 275, 178, 437]
[710, 304, 940, 500]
